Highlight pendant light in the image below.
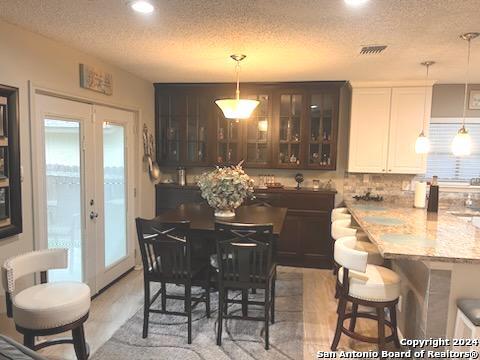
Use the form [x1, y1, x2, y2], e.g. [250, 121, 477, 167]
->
[215, 55, 259, 120]
[452, 32, 479, 156]
[415, 61, 435, 154]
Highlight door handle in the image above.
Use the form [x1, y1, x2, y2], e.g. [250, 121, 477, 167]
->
[90, 211, 99, 220]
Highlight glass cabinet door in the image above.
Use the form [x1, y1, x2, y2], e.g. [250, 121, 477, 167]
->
[216, 103, 242, 165]
[158, 94, 183, 163]
[278, 94, 303, 167]
[244, 94, 270, 165]
[186, 95, 208, 164]
[308, 93, 335, 169]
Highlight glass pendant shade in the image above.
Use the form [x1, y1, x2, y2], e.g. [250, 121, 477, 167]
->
[215, 98, 259, 120]
[415, 132, 430, 154]
[216, 54, 259, 120]
[451, 127, 472, 156]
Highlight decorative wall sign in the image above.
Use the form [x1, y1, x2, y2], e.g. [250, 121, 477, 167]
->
[469, 90, 480, 109]
[79, 63, 113, 95]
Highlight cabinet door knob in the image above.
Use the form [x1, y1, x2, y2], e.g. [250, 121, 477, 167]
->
[382, 169, 386, 172]
[388, 169, 392, 172]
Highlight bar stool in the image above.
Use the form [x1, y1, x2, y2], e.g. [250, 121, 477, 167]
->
[331, 207, 352, 222]
[331, 236, 401, 354]
[453, 299, 480, 353]
[332, 219, 384, 266]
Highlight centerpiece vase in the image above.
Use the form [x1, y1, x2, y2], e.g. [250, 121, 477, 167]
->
[214, 208, 236, 218]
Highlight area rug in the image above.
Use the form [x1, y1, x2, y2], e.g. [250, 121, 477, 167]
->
[92, 270, 303, 360]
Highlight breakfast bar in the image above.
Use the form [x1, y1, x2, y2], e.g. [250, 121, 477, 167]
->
[345, 201, 480, 340]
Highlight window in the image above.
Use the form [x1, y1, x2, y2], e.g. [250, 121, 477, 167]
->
[426, 119, 480, 182]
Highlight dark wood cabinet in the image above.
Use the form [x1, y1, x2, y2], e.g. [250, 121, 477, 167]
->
[154, 82, 347, 169]
[155, 184, 335, 268]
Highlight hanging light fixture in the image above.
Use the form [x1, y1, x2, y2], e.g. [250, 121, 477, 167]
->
[215, 55, 259, 120]
[415, 61, 435, 154]
[452, 32, 479, 156]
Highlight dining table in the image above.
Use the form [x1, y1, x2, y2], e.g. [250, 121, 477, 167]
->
[153, 202, 288, 316]
[153, 202, 288, 237]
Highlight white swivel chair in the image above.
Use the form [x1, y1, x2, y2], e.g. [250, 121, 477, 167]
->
[332, 219, 383, 266]
[2, 249, 91, 360]
[331, 207, 352, 222]
[331, 236, 401, 353]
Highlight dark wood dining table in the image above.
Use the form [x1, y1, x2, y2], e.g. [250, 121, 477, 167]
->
[153, 202, 288, 237]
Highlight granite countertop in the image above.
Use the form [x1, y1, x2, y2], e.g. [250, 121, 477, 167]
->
[157, 182, 337, 193]
[345, 200, 480, 264]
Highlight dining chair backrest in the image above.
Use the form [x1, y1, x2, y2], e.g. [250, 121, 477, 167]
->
[332, 219, 357, 240]
[331, 207, 351, 222]
[334, 236, 368, 273]
[135, 218, 192, 282]
[215, 221, 273, 286]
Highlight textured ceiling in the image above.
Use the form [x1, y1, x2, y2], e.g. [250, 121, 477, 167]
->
[1, 0, 480, 83]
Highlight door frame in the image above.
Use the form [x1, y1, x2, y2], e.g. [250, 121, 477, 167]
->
[29, 82, 141, 293]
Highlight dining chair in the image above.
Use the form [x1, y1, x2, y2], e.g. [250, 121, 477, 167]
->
[135, 218, 211, 344]
[214, 221, 276, 350]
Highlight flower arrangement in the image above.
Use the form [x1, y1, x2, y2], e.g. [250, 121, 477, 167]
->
[197, 162, 255, 217]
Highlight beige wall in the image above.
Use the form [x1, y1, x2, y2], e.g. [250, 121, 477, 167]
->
[0, 20, 155, 311]
[432, 84, 480, 118]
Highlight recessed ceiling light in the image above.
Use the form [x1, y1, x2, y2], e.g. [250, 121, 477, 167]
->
[130, 0, 154, 14]
[344, 0, 369, 6]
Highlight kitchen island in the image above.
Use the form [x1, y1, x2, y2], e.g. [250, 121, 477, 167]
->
[345, 201, 480, 341]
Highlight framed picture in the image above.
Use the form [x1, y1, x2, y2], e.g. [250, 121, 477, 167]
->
[0, 103, 6, 137]
[469, 90, 480, 110]
[0, 147, 7, 179]
[0, 187, 9, 220]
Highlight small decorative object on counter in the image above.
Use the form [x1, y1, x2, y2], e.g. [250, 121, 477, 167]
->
[352, 191, 383, 202]
[414, 181, 427, 208]
[197, 161, 254, 218]
[177, 166, 186, 186]
[312, 179, 320, 190]
[427, 176, 439, 213]
[295, 173, 304, 190]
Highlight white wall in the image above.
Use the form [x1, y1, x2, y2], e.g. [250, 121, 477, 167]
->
[0, 20, 155, 311]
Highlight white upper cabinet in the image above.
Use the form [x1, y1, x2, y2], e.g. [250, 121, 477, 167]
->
[348, 88, 391, 173]
[348, 82, 433, 174]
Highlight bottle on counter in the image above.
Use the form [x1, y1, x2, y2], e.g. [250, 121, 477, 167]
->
[427, 176, 439, 213]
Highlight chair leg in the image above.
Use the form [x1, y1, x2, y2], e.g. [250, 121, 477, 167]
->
[217, 289, 224, 346]
[331, 297, 347, 351]
[377, 307, 386, 355]
[349, 302, 358, 332]
[390, 304, 400, 348]
[186, 285, 192, 344]
[264, 282, 270, 350]
[72, 324, 88, 360]
[23, 333, 35, 349]
[142, 280, 150, 338]
[242, 289, 248, 317]
[205, 272, 211, 318]
[161, 281, 166, 312]
[271, 273, 276, 324]
[223, 289, 228, 315]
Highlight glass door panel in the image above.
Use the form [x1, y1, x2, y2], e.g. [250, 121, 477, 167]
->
[44, 119, 82, 282]
[308, 93, 334, 168]
[245, 94, 270, 165]
[278, 94, 302, 166]
[103, 123, 126, 267]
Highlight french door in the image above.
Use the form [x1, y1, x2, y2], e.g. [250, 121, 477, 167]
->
[33, 94, 135, 293]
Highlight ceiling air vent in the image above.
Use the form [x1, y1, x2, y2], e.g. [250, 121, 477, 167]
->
[359, 45, 387, 55]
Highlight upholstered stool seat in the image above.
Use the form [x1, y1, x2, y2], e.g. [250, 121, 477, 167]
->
[331, 208, 351, 222]
[338, 265, 400, 302]
[13, 282, 90, 330]
[354, 241, 384, 266]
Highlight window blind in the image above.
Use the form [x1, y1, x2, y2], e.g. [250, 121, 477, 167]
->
[426, 122, 480, 182]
